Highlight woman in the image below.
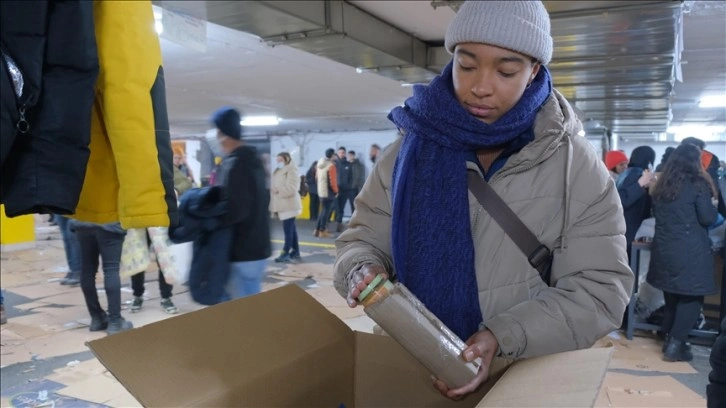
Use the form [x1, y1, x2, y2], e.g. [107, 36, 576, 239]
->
[605, 150, 628, 181]
[616, 145, 656, 259]
[69, 221, 133, 334]
[334, 0, 632, 400]
[270, 152, 303, 262]
[647, 143, 718, 362]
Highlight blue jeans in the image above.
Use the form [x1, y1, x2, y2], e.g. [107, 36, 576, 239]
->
[230, 259, 268, 299]
[282, 218, 299, 254]
[54, 215, 81, 274]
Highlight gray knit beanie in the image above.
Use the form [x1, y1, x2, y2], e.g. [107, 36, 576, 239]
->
[445, 0, 553, 65]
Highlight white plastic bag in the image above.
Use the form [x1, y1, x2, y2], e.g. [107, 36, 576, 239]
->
[168, 241, 193, 284]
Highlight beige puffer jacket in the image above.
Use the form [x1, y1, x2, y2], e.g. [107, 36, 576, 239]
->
[270, 163, 302, 220]
[334, 90, 634, 360]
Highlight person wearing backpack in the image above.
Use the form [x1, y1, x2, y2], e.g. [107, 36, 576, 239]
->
[270, 152, 303, 262]
[333, 1, 633, 400]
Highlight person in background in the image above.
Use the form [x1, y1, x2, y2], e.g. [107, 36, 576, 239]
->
[335, 0, 632, 400]
[655, 146, 675, 172]
[647, 143, 718, 362]
[0, 290, 6, 325]
[348, 150, 366, 214]
[69, 220, 133, 334]
[708, 317, 726, 408]
[129, 231, 179, 315]
[315, 148, 338, 238]
[173, 165, 193, 197]
[173, 148, 195, 185]
[212, 107, 271, 298]
[54, 214, 82, 286]
[270, 152, 303, 263]
[335, 147, 352, 232]
[604, 150, 628, 181]
[682, 137, 726, 217]
[369, 144, 381, 164]
[208, 156, 223, 186]
[306, 161, 320, 220]
[616, 145, 656, 259]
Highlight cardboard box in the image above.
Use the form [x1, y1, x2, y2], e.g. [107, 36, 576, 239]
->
[88, 285, 612, 407]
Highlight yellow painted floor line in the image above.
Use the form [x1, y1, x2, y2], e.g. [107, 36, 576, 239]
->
[271, 239, 336, 249]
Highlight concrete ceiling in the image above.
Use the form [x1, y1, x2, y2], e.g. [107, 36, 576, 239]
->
[157, 1, 726, 142]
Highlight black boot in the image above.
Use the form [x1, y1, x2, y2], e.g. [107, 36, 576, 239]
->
[663, 337, 693, 362]
[60, 272, 81, 286]
[89, 312, 109, 332]
[662, 334, 692, 353]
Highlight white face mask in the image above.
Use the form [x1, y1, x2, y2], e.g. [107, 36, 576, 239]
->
[275, 162, 284, 170]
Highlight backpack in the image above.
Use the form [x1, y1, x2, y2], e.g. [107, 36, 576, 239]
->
[299, 175, 309, 197]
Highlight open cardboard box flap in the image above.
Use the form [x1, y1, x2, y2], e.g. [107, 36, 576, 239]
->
[87, 285, 612, 407]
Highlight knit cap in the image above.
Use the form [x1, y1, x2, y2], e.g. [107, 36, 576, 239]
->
[445, 0, 553, 65]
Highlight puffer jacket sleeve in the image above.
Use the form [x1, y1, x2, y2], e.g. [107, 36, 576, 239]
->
[74, 0, 177, 229]
[334, 140, 399, 297]
[485, 138, 634, 359]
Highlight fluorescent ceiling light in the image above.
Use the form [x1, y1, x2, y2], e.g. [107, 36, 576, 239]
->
[698, 95, 726, 108]
[577, 130, 586, 137]
[240, 116, 281, 127]
[667, 125, 726, 134]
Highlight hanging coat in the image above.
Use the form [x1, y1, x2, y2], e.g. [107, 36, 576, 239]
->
[0, 0, 99, 215]
[169, 186, 232, 306]
[73, 0, 177, 229]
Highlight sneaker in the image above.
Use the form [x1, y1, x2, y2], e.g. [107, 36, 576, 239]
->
[161, 298, 178, 314]
[89, 313, 109, 332]
[274, 252, 291, 263]
[0, 305, 7, 325]
[106, 317, 133, 335]
[130, 297, 144, 313]
[289, 251, 302, 261]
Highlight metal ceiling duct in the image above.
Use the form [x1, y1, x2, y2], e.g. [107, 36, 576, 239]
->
[194, 0, 685, 137]
[203, 1, 440, 84]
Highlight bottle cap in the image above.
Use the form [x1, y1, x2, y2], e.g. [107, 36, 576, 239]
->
[357, 274, 385, 302]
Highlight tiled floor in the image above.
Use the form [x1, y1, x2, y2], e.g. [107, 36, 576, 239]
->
[0, 216, 714, 407]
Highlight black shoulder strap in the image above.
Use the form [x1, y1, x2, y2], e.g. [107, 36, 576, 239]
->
[467, 170, 552, 285]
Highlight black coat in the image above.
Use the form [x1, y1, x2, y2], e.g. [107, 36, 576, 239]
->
[647, 181, 718, 296]
[169, 186, 232, 306]
[220, 145, 272, 262]
[1, 0, 99, 215]
[336, 158, 352, 190]
[617, 167, 652, 247]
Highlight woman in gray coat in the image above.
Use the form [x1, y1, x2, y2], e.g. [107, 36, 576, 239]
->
[647, 143, 719, 362]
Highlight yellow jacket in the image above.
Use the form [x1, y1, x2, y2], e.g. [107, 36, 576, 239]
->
[74, 0, 177, 228]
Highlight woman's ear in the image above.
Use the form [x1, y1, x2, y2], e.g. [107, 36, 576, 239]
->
[529, 62, 541, 84]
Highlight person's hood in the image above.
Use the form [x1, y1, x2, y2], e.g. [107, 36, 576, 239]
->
[317, 158, 332, 170]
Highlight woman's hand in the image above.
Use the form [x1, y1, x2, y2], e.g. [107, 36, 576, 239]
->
[432, 329, 499, 400]
[346, 264, 388, 307]
[638, 170, 655, 188]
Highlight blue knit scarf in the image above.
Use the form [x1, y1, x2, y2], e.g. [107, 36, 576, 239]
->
[388, 61, 552, 340]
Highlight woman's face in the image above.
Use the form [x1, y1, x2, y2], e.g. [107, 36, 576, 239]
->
[452, 43, 540, 125]
[276, 156, 285, 165]
[615, 161, 628, 174]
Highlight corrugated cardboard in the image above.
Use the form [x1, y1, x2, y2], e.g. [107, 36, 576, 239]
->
[88, 285, 612, 407]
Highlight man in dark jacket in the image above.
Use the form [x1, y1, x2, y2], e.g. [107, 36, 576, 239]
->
[347, 150, 366, 214]
[305, 161, 319, 220]
[212, 107, 271, 299]
[334, 146, 353, 231]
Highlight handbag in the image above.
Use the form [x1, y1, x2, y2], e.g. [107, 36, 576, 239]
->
[467, 170, 553, 285]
